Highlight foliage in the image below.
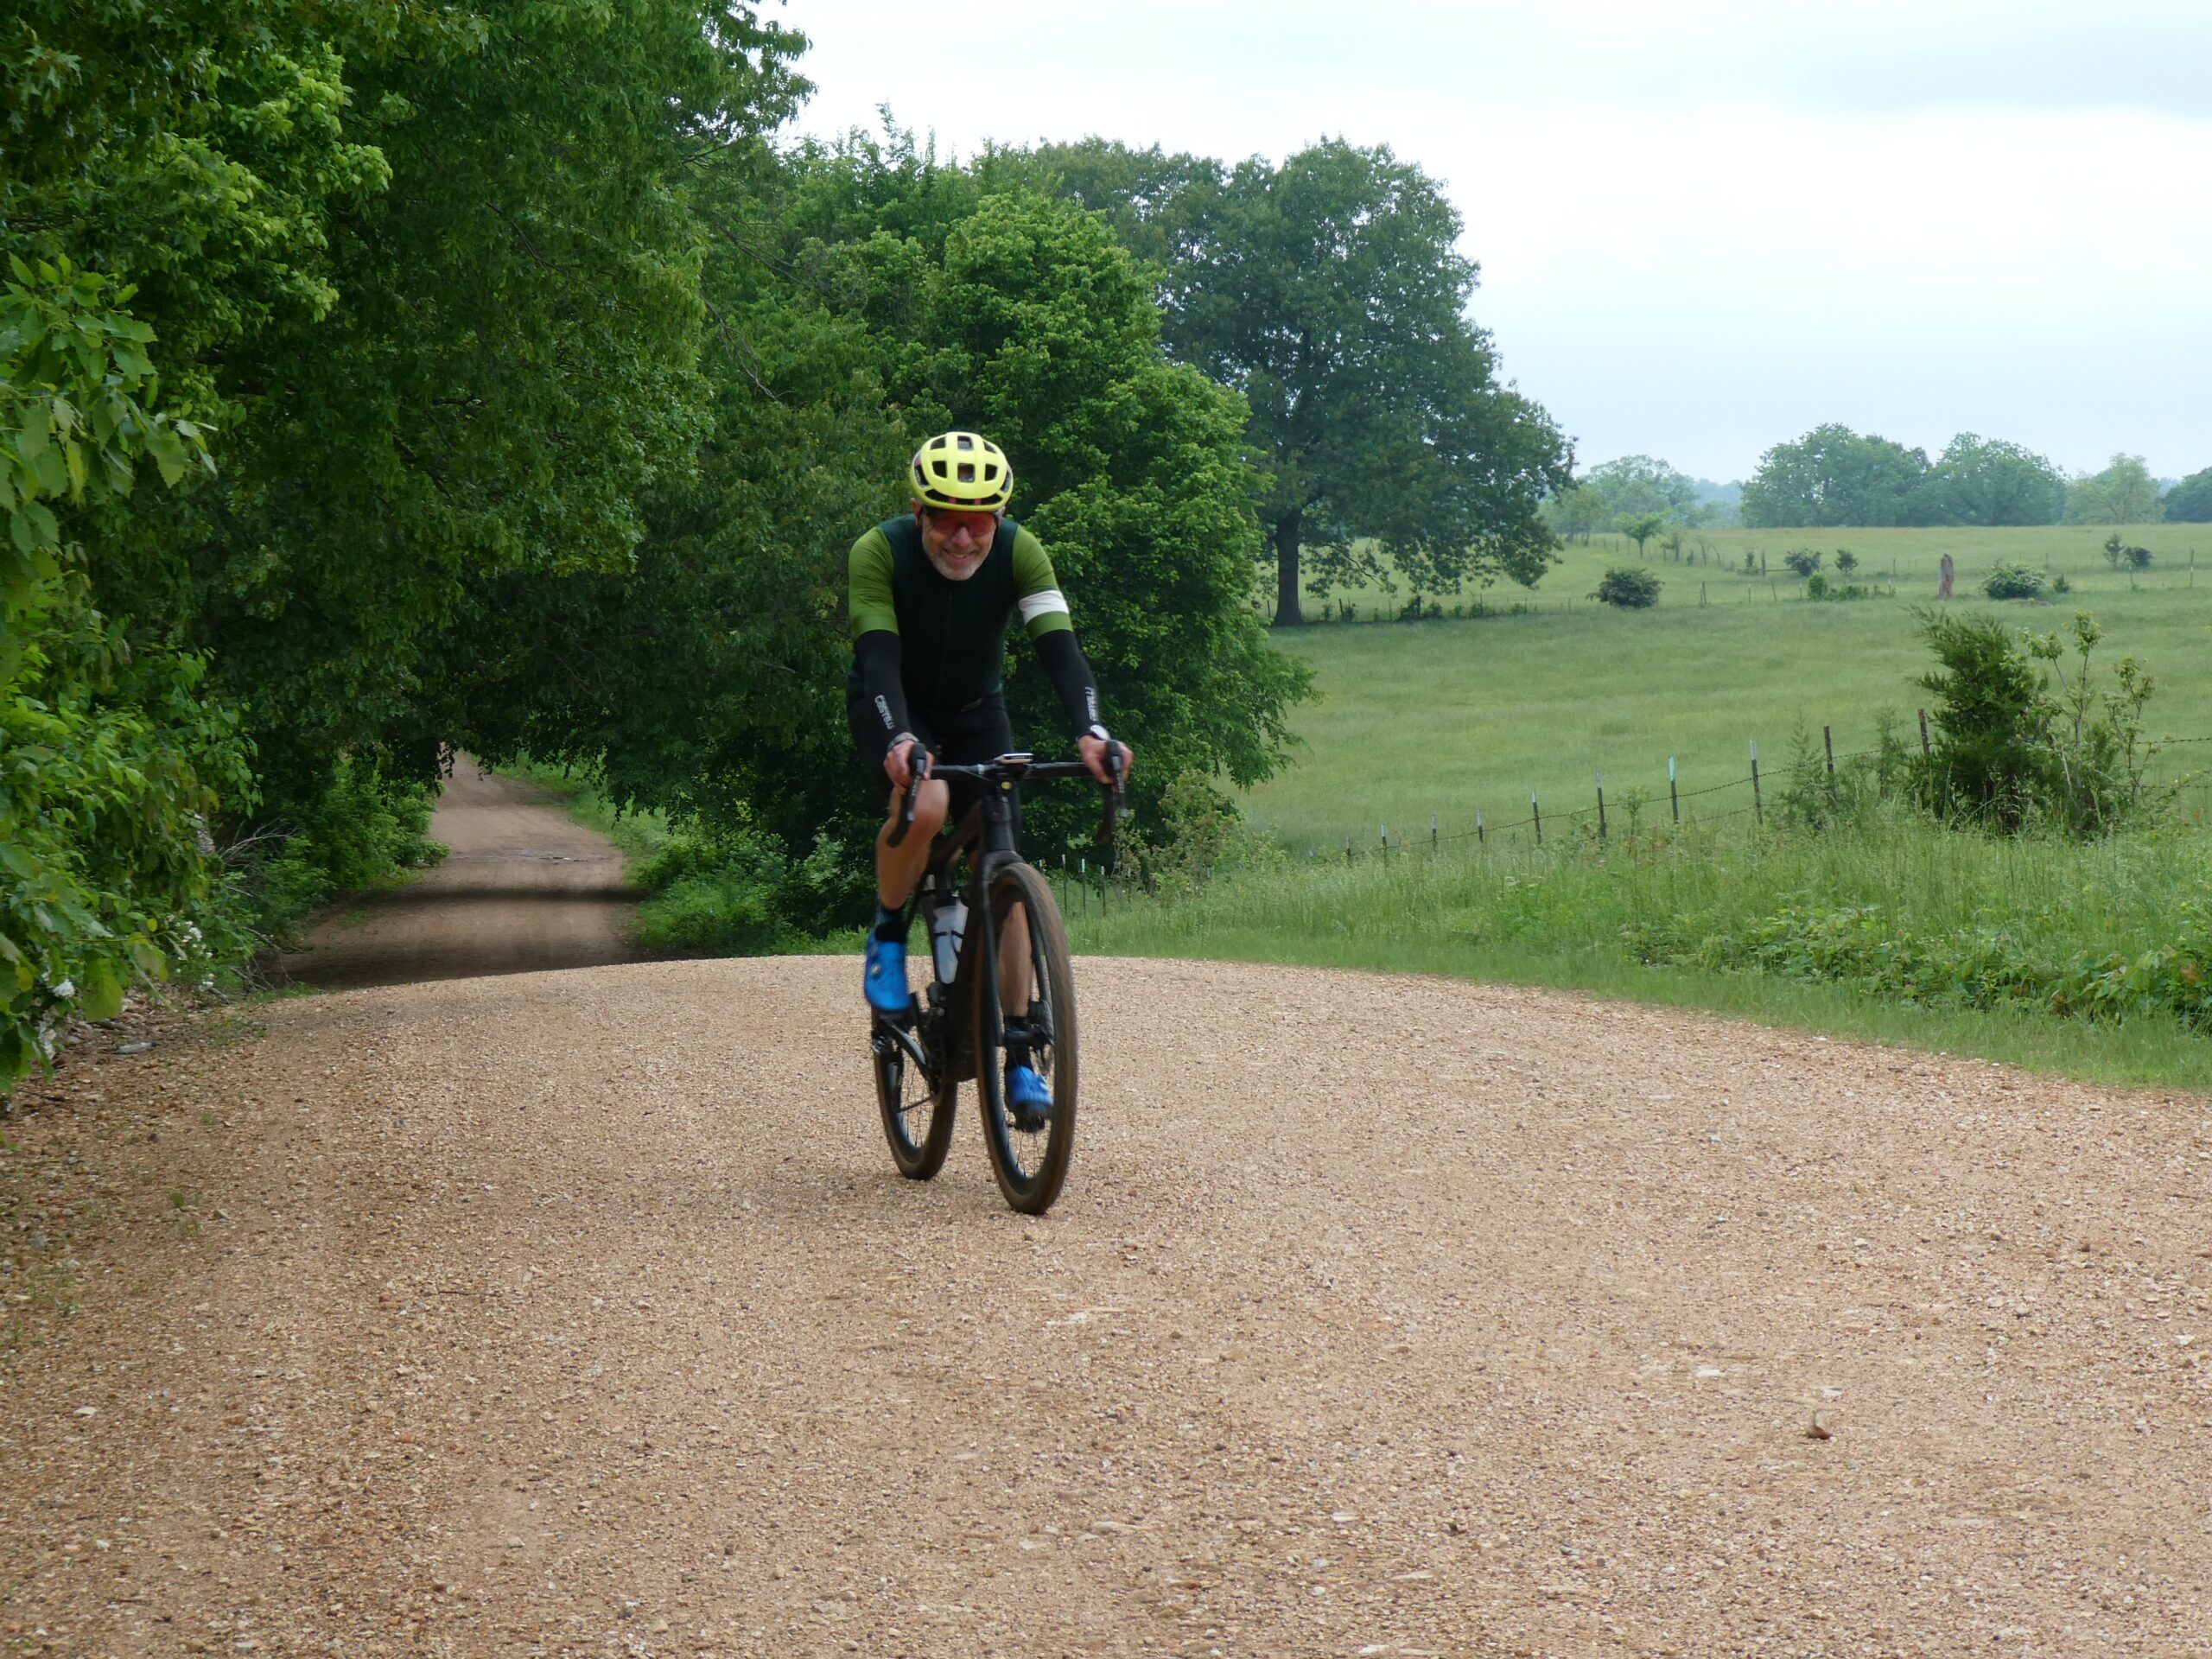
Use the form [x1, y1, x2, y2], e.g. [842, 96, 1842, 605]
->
[2101, 532, 2152, 569]
[1026, 138, 1572, 624]
[1782, 548, 1823, 578]
[1542, 482, 1609, 543]
[2, 262, 244, 1090]
[1627, 897, 2212, 1035]
[495, 130, 1312, 923]
[1122, 771, 1282, 899]
[1833, 550, 1859, 575]
[1982, 560, 2049, 600]
[1741, 423, 1933, 528]
[1585, 455, 1699, 522]
[2065, 454, 2161, 525]
[1802, 573, 1887, 601]
[1592, 566, 1662, 608]
[1616, 511, 1667, 557]
[2164, 465, 2212, 523]
[1908, 608, 2155, 835]
[1925, 434, 2064, 526]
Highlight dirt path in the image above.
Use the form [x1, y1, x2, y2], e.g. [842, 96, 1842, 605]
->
[6, 944, 2211, 1656]
[281, 760, 645, 991]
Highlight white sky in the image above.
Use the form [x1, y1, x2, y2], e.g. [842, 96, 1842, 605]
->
[777, 0, 2212, 484]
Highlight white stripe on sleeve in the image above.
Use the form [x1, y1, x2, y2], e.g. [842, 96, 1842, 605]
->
[1017, 588, 1070, 624]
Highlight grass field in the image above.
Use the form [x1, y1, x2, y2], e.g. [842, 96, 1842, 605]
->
[1245, 524, 2212, 850]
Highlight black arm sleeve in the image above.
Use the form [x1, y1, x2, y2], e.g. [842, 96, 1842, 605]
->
[852, 630, 913, 741]
[1033, 628, 1102, 741]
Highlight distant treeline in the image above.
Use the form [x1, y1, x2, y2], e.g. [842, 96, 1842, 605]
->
[1554, 432, 2212, 536]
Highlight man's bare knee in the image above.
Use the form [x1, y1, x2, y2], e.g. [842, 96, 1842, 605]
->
[913, 780, 950, 834]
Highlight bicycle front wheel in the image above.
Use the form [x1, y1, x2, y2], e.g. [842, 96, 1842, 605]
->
[873, 1005, 956, 1180]
[973, 861, 1078, 1214]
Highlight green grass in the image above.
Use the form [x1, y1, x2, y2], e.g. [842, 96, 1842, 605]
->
[1065, 808, 2212, 1095]
[1249, 524, 2212, 850]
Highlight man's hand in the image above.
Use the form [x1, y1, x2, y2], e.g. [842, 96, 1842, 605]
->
[1077, 731, 1131, 787]
[886, 735, 927, 791]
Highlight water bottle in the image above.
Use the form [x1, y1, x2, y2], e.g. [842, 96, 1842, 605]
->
[931, 896, 968, 982]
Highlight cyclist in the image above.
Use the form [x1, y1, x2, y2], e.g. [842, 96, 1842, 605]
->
[848, 431, 1131, 1118]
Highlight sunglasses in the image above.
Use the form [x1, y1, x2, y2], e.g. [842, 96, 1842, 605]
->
[924, 508, 999, 542]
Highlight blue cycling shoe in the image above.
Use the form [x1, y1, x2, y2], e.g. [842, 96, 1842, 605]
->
[863, 935, 912, 1014]
[1004, 1061, 1053, 1131]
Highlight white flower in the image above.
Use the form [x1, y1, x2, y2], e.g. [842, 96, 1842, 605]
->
[51, 979, 75, 1001]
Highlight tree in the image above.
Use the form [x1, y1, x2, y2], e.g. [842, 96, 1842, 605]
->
[2166, 466, 2212, 522]
[9, 0, 810, 819]
[1586, 454, 1698, 520]
[1541, 482, 1608, 543]
[1925, 433, 2064, 526]
[1147, 140, 1571, 624]
[1740, 424, 1932, 527]
[1617, 511, 1668, 557]
[2064, 454, 2161, 525]
[497, 133, 1311, 895]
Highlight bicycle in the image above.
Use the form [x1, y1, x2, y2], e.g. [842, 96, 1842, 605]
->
[868, 748, 1124, 1215]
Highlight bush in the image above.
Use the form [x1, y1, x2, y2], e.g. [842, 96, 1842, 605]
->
[630, 817, 859, 957]
[1627, 896, 2212, 1033]
[222, 759, 445, 954]
[1983, 561, 2048, 600]
[1124, 771, 1280, 898]
[2102, 533, 2152, 569]
[1834, 550, 1859, 575]
[1592, 566, 1662, 608]
[1803, 574, 1889, 602]
[1782, 549, 1823, 578]
[1908, 608, 2156, 835]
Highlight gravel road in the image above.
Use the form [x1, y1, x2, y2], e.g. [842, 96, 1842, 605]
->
[5, 791, 2211, 1656]
[281, 761, 645, 991]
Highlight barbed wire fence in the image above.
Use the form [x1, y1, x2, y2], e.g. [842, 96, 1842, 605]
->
[1048, 721, 2212, 916]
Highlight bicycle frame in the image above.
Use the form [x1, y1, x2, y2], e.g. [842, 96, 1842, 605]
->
[880, 751, 1122, 1081]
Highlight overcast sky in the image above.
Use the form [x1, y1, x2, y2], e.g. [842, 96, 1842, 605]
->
[779, 0, 2212, 484]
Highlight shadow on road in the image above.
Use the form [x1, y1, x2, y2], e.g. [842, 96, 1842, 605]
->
[280, 762, 652, 991]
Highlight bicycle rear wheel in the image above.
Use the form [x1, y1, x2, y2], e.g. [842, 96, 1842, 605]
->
[973, 861, 1077, 1214]
[873, 1005, 956, 1179]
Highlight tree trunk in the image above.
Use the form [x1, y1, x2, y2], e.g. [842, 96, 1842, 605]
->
[1273, 510, 1305, 626]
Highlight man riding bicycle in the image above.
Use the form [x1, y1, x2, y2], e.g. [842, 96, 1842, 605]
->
[847, 431, 1131, 1120]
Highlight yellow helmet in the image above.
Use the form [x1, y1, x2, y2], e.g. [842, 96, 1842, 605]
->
[909, 430, 1014, 512]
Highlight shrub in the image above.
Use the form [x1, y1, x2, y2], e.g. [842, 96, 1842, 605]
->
[1126, 771, 1278, 898]
[1782, 549, 1823, 578]
[2103, 533, 2153, 570]
[1983, 561, 2047, 600]
[1834, 550, 1859, 576]
[1627, 897, 2212, 1034]
[1592, 566, 1662, 608]
[1908, 608, 2155, 835]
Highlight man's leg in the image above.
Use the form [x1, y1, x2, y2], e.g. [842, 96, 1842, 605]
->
[876, 779, 948, 910]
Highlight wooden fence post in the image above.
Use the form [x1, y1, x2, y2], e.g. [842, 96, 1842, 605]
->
[1750, 739, 1763, 825]
[1823, 724, 1835, 779]
[1381, 824, 1389, 865]
[1669, 755, 1679, 824]
[1430, 813, 1439, 855]
[1476, 809, 1485, 848]
[1596, 773, 1607, 841]
[1531, 792, 1542, 845]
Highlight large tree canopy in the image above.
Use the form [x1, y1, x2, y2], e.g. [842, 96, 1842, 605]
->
[498, 130, 1309, 884]
[2164, 466, 2212, 523]
[1013, 138, 1571, 624]
[2064, 454, 2162, 525]
[1924, 434, 2064, 527]
[1740, 423, 1934, 529]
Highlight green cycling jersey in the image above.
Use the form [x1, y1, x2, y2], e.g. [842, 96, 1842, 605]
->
[847, 515, 1072, 711]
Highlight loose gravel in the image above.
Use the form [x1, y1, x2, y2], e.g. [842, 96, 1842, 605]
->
[5, 950, 2211, 1657]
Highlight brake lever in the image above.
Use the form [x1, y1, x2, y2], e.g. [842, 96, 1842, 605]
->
[886, 748, 933, 848]
[1096, 744, 1128, 845]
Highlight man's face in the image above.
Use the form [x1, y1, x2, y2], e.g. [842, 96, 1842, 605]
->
[917, 505, 999, 581]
